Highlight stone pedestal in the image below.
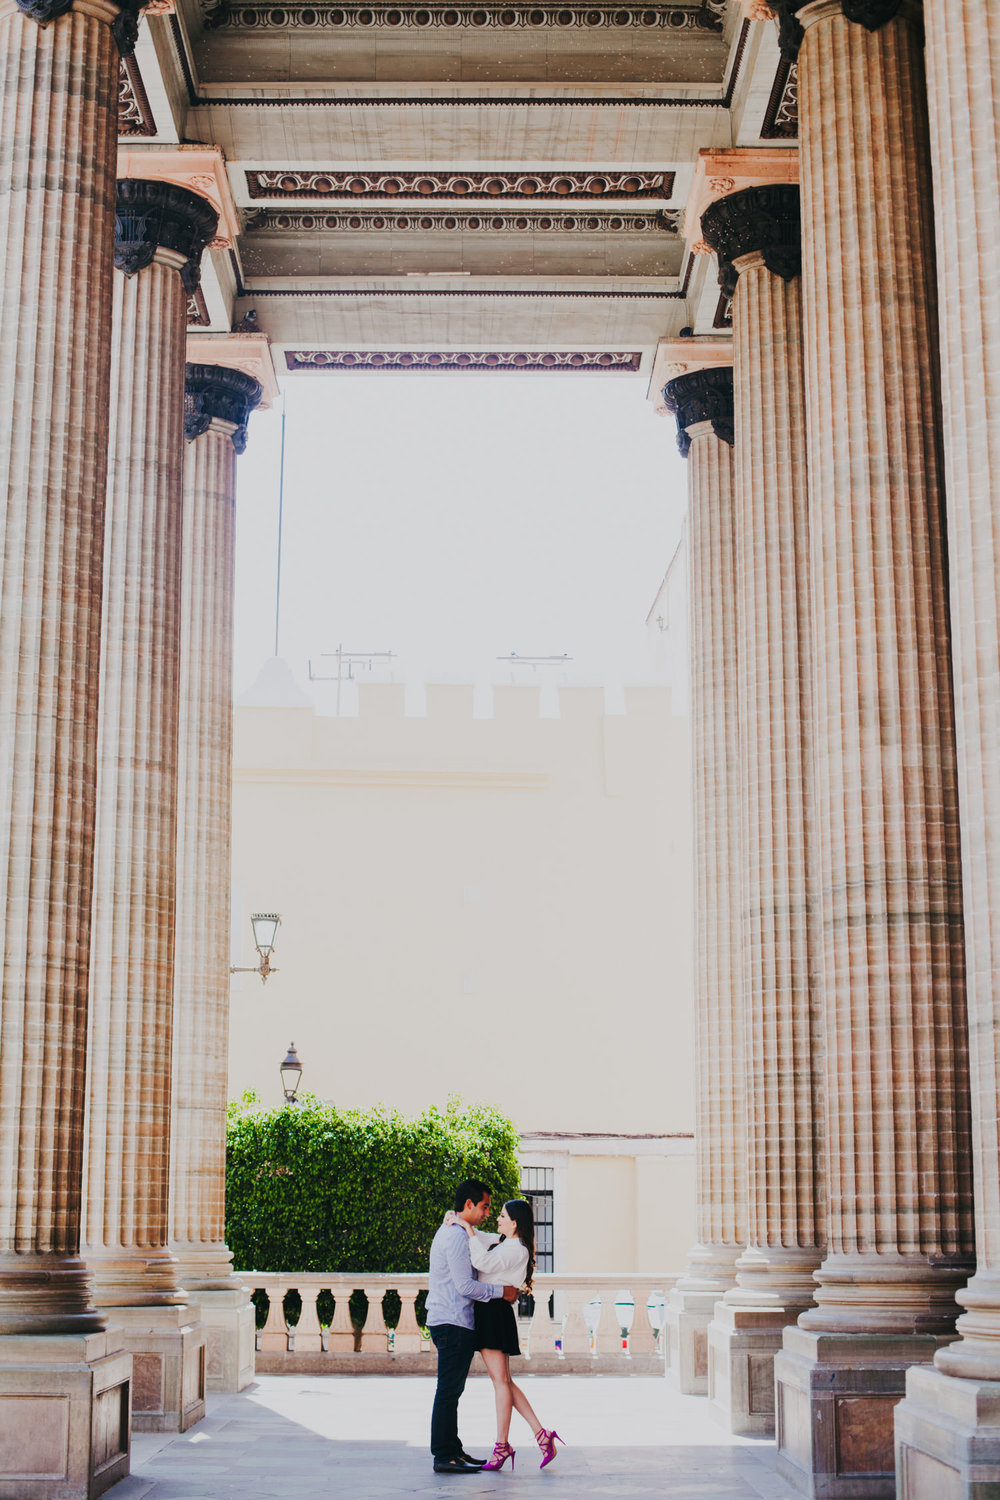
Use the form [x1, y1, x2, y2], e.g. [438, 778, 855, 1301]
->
[0, 1332, 132, 1500]
[112, 1307, 205, 1434]
[661, 368, 745, 1396]
[776, 1327, 953, 1500]
[169, 364, 262, 1393]
[773, 4, 975, 1492]
[892, 4, 1000, 1494]
[700, 181, 823, 1439]
[83, 181, 217, 1435]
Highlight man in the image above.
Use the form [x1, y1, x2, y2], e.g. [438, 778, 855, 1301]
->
[426, 1178, 519, 1475]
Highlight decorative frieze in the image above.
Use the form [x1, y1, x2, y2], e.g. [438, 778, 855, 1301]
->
[118, 56, 155, 136]
[115, 179, 219, 294]
[209, 0, 723, 29]
[700, 183, 801, 296]
[246, 169, 674, 202]
[246, 207, 680, 233]
[284, 349, 642, 371]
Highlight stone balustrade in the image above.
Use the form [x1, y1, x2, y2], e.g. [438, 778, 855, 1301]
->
[243, 1272, 679, 1374]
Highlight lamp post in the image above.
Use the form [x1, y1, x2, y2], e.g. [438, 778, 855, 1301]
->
[280, 1042, 302, 1104]
[230, 911, 281, 983]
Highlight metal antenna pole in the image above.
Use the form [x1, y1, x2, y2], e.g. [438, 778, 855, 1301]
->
[274, 396, 287, 659]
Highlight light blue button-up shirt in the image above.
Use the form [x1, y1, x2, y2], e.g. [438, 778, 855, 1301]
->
[425, 1222, 503, 1330]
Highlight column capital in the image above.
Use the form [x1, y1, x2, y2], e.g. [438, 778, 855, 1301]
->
[683, 147, 798, 257]
[701, 184, 801, 297]
[185, 362, 262, 454]
[115, 179, 218, 294]
[772, 1, 906, 61]
[117, 146, 242, 251]
[186, 331, 280, 408]
[647, 337, 732, 418]
[662, 366, 734, 458]
[11, 0, 148, 55]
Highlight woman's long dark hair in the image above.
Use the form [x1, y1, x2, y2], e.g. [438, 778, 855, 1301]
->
[504, 1198, 535, 1292]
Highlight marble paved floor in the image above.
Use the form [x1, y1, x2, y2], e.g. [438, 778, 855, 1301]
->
[109, 1374, 804, 1500]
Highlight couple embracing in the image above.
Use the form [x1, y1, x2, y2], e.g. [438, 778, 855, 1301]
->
[426, 1177, 563, 1475]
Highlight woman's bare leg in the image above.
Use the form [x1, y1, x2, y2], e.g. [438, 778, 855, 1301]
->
[510, 1380, 543, 1437]
[481, 1349, 514, 1445]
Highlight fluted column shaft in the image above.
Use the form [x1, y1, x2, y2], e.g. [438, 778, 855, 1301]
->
[170, 365, 259, 1291]
[665, 369, 747, 1300]
[701, 186, 824, 1317]
[922, 0, 1000, 1383]
[84, 183, 217, 1309]
[795, 0, 973, 1334]
[0, 0, 120, 1335]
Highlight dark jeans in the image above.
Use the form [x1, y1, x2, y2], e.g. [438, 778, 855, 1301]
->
[429, 1324, 477, 1460]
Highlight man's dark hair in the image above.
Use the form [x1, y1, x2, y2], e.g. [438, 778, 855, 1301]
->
[453, 1178, 491, 1214]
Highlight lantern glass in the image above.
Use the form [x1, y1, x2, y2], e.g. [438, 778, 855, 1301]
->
[251, 912, 281, 956]
[280, 1042, 302, 1101]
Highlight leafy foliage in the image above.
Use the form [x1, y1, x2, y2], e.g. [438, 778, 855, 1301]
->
[226, 1093, 521, 1273]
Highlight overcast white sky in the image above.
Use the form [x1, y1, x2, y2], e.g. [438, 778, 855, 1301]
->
[233, 373, 688, 708]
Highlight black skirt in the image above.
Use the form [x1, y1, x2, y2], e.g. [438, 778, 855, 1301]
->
[474, 1296, 521, 1356]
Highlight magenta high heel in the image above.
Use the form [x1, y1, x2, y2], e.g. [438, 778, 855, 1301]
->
[536, 1429, 563, 1470]
[482, 1441, 515, 1471]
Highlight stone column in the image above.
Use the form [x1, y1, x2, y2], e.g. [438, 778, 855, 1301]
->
[83, 178, 217, 1435]
[661, 366, 747, 1397]
[769, 5, 976, 1497]
[894, 6, 1000, 1494]
[0, 1, 141, 1492]
[170, 361, 262, 1395]
[700, 184, 824, 1439]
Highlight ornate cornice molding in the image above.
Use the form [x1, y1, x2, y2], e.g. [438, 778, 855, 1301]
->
[284, 349, 642, 372]
[185, 362, 263, 452]
[246, 169, 673, 203]
[246, 207, 679, 234]
[700, 182, 801, 295]
[662, 365, 734, 457]
[772, 0, 903, 60]
[118, 56, 156, 136]
[115, 179, 219, 294]
[208, 0, 722, 29]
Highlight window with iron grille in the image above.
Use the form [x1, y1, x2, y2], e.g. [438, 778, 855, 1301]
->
[520, 1167, 554, 1273]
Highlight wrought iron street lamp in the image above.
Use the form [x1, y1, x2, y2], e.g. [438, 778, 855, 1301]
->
[231, 912, 281, 983]
[280, 1042, 302, 1104]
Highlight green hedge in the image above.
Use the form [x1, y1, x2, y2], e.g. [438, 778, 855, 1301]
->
[226, 1093, 521, 1274]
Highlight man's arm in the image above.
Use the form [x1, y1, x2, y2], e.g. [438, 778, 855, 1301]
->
[443, 1227, 504, 1303]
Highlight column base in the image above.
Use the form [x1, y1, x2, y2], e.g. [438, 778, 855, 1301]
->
[192, 1288, 255, 1393]
[895, 1363, 1000, 1499]
[0, 1328, 131, 1499]
[665, 1286, 726, 1395]
[110, 1305, 205, 1432]
[774, 1325, 954, 1498]
[708, 1299, 811, 1436]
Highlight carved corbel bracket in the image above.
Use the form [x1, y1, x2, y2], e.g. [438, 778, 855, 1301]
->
[700, 183, 801, 296]
[661, 366, 735, 459]
[184, 362, 263, 454]
[115, 178, 219, 294]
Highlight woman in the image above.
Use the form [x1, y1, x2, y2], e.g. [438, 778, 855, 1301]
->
[445, 1198, 563, 1471]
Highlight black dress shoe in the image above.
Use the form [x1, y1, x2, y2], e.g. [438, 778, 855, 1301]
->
[432, 1457, 481, 1474]
[458, 1452, 486, 1467]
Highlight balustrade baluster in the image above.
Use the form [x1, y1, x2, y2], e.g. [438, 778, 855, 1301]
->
[360, 1280, 389, 1352]
[392, 1285, 427, 1354]
[328, 1281, 358, 1353]
[559, 1284, 595, 1357]
[628, 1282, 658, 1358]
[293, 1284, 323, 1353]
[259, 1281, 290, 1353]
[596, 1284, 628, 1356]
[525, 1278, 558, 1361]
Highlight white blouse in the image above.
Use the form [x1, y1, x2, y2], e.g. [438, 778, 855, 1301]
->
[467, 1230, 529, 1288]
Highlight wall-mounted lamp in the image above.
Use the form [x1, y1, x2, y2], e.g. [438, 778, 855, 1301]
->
[280, 1042, 303, 1104]
[231, 912, 281, 984]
